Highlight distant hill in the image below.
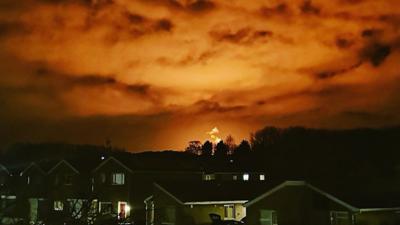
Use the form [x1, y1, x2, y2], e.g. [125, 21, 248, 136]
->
[1, 126, 400, 184]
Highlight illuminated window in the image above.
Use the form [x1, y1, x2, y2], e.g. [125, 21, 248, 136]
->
[118, 201, 131, 219]
[243, 173, 249, 181]
[330, 211, 349, 225]
[260, 210, 277, 225]
[112, 173, 125, 185]
[27, 176, 30, 184]
[260, 174, 265, 181]
[224, 205, 235, 219]
[233, 175, 238, 180]
[203, 174, 215, 181]
[54, 201, 64, 211]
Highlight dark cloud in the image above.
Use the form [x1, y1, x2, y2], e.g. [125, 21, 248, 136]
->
[313, 62, 363, 79]
[0, 21, 28, 38]
[254, 83, 358, 106]
[125, 84, 151, 95]
[260, 3, 290, 17]
[191, 100, 246, 114]
[187, 0, 216, 13]
[125, 12, 147, 24]
[140, 0, 182, 10]
[37, 0, 114, 7]
[34, 67, 118, 87]
[335, 37, 355, 49]
[361, 29, 382, 38]
[141, 0, 216, 14]
[154, 19, 174, 32]
[300, 0, 320, 15]
[102, 14, 175, 43]
[209, 27, 272, 45]
[156, 50, 218, 66]
[360, 42, 392, 67]
[71, 75, 117, 86]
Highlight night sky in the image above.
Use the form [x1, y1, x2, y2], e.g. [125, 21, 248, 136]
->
[0, 0, 400, 151]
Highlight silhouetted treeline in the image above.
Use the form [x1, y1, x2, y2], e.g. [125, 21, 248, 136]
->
[249, 126, 400, 181]
[2, 126, 400, 184]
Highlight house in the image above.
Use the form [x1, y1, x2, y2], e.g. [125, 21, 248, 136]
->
[18, 162, 47, 224]
[150, 181, 400, 225]
[244, 181, 400, 225]
[148, 181, 276, 225]
[92, 155, 208, 224]
[0, 163, 24, 224]
[45, 159, 92, 223]
[92, 156, 135, 222]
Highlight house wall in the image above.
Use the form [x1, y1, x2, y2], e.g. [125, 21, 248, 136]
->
[153, 185, 181, 225]
[47, 163, 89, 200]
[181, 203, 246, 225]
[355, 211, 400, 225]
[19, 165, 46, 198]
[246, 185, 354, 225]
[0, 167, 9, 195]
[153, 185, 246, 225]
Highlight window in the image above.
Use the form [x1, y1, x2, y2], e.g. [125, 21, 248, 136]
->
[330, 211, 349, 225]
[233, 175, 238, 180]
[202, 174, 215, 181]
[54, 175, 60, 186]
[54, 201, 64, 211]
[260, 174, 265, 181]
[99, 202, 113, 214]
[112, 173, 125, 185]
[100, 173, 106, 183]
[260, 210, 277, 225]
[163, 207, 176, 225]
[118, 201, 131, 219]
[64, 174, 73, 185]
[27, 176, 30, 184]
[243, 173, 249, 181]
[68, 199, 84, 218]
[224, 205, 235, 219]
[88, 199, 98, 217]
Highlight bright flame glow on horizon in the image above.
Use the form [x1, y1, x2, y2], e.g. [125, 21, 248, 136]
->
[207, 127, 222, 144]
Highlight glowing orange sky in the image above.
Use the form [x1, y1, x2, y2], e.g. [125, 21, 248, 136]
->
[1, 0, 400, 151]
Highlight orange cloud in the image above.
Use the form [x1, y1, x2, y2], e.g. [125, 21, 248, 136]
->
[0, 0, 400, 151]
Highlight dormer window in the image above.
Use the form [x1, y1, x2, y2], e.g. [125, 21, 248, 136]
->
[112, 173, 125, 185]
